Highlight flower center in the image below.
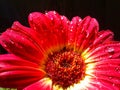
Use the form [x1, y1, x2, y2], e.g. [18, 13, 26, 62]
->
[45, 49, 85, 88]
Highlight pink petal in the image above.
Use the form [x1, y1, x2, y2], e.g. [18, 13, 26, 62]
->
[23, 78, 52, 90]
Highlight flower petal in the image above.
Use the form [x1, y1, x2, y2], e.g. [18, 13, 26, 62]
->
[93, 30, 114, 46]
[0, 54, 45, 88]
[23, 78, 52, 90]
[68, 16, 99, 51]
[67, 16, 82, 49]
[0, 54, 39, 68]
[84, 44, 120, 89]
[28, 11, 70, 52]
[45, 11, 70, 49]
[85, 42, 120, 61]
[89, 79, 119, 90]
[0, 23, 44, 64]
[0, 66, 46, 88]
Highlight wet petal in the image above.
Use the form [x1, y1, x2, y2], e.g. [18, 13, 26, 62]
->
[23, 78, 52, 90]
[0, 11, 120, 90]
[0, 54, 39, 68]
[69, 16, 99, 51]
[0, 66, 46, 88]
[85, 42, 120, 61]
[89, 79, 119, 90]
[45, 11, 69, 49]
[0, 23, 44, 64]
[67, 16, 82, 49]
[28, 11, 69, 53]
[91, 30, 114, 49]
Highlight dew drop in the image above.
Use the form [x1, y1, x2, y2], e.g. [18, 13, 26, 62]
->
[79, 19, 82, 22]
[70, 21, 73, 24]
[86, 33, 89, 38]
[10, 40, 15, 44]
[99, 35, 103, 38]
[108, 55, 113, 59]
[115, 67, 120, 72]
[21, 37, 25, 40]
[53, 11, 56, 15]
[50, 17, 54, 21]
[33, 26, 37, 30]
[105, 47, 114, 54]
[61, 16, 64, 20]
[112, 83, 115, 86]
[70, 29, 73, 32]
[3, 44, 7, 48]
[109, 76, 113, 79]
[99, 85, 102, 88]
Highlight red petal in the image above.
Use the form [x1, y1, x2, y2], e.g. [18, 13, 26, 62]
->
[93, 30, 114, 46]
[0, 65, 46, 88]
[77, 16, 99, 51]
[0, 22, 44, 64]
[67, 16, 82, 49]
[0, 54, 39, 68]
[28, 12, 51, 32]
[28, 11, 70, 52]
[86, 42, 120, 61]
[68, 16, 99, 51]
[84, 42, 120, 89]
[89, 79, 119, 90]
[45, 11, 70, 49]
[23, 78, 52, 90]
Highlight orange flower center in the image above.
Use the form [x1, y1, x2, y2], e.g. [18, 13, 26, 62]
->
[45, 48, 86, 88]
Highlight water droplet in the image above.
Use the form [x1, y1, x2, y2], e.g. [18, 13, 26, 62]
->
[79, 19, 82, 22]
[61, 16, 64, 20]
[33, 26, 37, 30]
[70, 21, 73, 24]
[86, 33, 90, 38]
[105, 47, 114, 54]
[115, 67, 120, 72]
[112, 83, 115, 86]
[53, 11, 56, 15]
[67, 21, 69, 23]
[109, 76, 113, 79]
[71, 26, 74, 30]
[10, 40, 14, 44]
[99, 85, 102, 88]
[70, 29, 73, 32]
[21, 37, 25, 40]
[99, 35, 103, 38]
[50, 17, 54, 21]
[10, 30, 13, 32]
[3, 44, 7, 48]
[108, 55, 113, 59]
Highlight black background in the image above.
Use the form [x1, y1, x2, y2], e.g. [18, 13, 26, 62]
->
[0, 0, 120, 53]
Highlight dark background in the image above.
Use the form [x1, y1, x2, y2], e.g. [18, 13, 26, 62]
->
[0, 0, 120, 53]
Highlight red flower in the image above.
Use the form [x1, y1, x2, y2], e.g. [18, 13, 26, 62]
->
[0, 11, 120, 90]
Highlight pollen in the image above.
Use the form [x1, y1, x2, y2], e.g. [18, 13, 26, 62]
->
[45, 48, 86, 89]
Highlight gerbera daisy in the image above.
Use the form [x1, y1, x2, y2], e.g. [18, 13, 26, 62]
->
[0, 11, 120, 90]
